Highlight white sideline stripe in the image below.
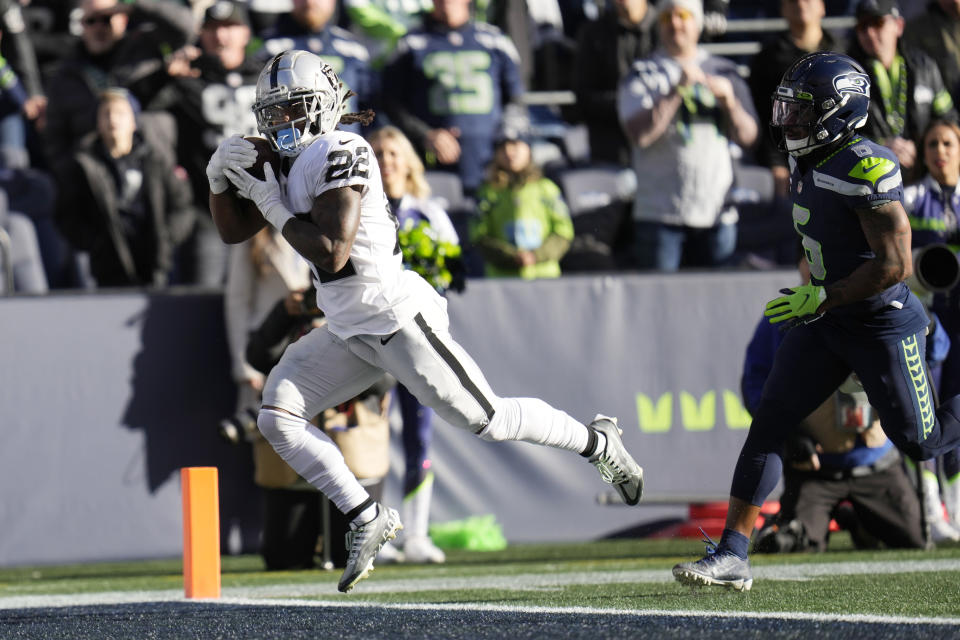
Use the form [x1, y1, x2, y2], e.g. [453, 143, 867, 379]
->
[221, 597, 960, 627]
[1, 591, 958, 628]
[2, 558, 960, 620]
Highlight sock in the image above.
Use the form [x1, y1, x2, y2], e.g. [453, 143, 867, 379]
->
[718, 528, 750, 560]
[581, 428, 606, 458]
[349, 503, 379, 530]
[480, 397, 591, 453]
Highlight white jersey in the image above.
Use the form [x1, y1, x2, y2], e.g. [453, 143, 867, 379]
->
[283, 130, 444, 339]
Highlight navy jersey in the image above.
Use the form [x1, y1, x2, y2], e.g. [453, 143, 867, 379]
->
[382, 18, 524, 190]
[256, 17, 376, 134]
[790, 135, 927, 337]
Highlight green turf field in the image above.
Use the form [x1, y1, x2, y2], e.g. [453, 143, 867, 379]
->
[2, 535, 959, 621]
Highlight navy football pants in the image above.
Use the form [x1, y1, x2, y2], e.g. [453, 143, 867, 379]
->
[732, 318, 960, 506]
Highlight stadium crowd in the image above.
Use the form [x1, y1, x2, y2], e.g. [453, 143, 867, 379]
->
[2, 0, 954, 293]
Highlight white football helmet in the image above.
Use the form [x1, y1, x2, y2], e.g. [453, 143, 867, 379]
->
[252, 50, 349, 157]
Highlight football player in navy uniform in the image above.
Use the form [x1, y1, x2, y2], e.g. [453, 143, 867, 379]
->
[255, 0, 377, 134]
[381, 0, 524, 195]
[673, 52, 960, 591]
[207, 50, 644, 593]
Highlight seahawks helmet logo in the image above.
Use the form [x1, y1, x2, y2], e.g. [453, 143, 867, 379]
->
[833, 72, 870, 97]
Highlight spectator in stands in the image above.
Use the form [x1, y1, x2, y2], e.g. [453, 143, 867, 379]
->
[743, 254, 928, 552]
[369, 125, 458, 564]
[572, 0, 658, 166]
[850, 0, 958, 180]
[53, 88, 194, 288]
[256, 0, 376, 132]
[381, 0, 525, 196]
[150, 0, 262, 287]
[0, 188, 47, 294]
[748, 0, 844, 198]
[471, 114, 573, 279]
[618, 0, 758, 271]
[43, 0, 194, 169]
[903, 118, 960, 535]
[904, 1, 960, 108]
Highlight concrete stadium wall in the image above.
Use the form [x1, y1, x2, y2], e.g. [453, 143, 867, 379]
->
[0, 270, 794, 566]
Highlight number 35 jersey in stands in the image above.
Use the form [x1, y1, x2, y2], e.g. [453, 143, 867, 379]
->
[284, 131, 444, 340]
[788, 135, 927, 339]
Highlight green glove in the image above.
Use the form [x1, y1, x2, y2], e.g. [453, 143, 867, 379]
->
[764, 284, 826, 324]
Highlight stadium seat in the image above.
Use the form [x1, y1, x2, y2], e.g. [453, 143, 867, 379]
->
[730, 162, 796, 267]
[555, 165, 635, 272]
[424, 170, 468, 213]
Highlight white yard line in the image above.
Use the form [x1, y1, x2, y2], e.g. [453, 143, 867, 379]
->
[1, 558, 959, 626]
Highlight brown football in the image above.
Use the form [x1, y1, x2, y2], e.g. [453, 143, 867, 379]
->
[242, 136, 281, 180]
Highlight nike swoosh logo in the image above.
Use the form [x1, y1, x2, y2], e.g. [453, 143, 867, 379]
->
[380, 331, 399, 345]
[339, 139, 350, 145]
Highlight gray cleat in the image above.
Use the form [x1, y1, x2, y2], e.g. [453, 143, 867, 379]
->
[588, 414, 644, 506]
[673, 536, 753, 592]
[338, 504, 403, 593]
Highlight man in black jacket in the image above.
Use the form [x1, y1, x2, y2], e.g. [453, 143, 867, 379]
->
[573, 0, 658, 166]
[850, 0, 957, 179]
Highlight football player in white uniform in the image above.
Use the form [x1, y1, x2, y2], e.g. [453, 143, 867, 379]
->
[207, 49, 644, 593]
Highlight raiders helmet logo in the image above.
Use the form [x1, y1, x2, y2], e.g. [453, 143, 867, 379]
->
[833, 73, 870, 98]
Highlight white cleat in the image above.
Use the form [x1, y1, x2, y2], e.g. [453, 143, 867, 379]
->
[588, 415, 644, 506]
[338, 504, 402, 593]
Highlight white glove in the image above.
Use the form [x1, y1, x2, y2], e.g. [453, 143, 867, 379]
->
[206, 135, 257, 194]
[223, 163, 294, 230]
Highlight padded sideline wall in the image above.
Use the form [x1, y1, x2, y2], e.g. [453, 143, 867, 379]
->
[0, 271, 793, 565]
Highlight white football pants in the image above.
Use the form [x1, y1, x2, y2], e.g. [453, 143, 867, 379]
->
[258, 300, 591, 515]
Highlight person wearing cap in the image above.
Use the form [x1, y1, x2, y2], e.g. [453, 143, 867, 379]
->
[903, 0, 960, 109]
[617, 0, 758, 272]
[255, 0, 376, 134]
[850, 0, 957, 179]
[749, 0, 845, 199]
[42, 0, 194, 170]
[148, 0, 264, 287]
[470, 113, 573, 279]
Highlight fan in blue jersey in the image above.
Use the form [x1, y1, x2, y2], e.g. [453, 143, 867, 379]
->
[673, 51, 960, 592]
[255, 0, 376, 135]
[381, 0, 525, 195]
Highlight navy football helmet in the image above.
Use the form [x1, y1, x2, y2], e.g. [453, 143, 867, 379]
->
[771, 51, 870, 157]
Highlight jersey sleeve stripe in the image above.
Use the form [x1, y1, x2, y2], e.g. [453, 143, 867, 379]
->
[812, 170, 872, 196]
